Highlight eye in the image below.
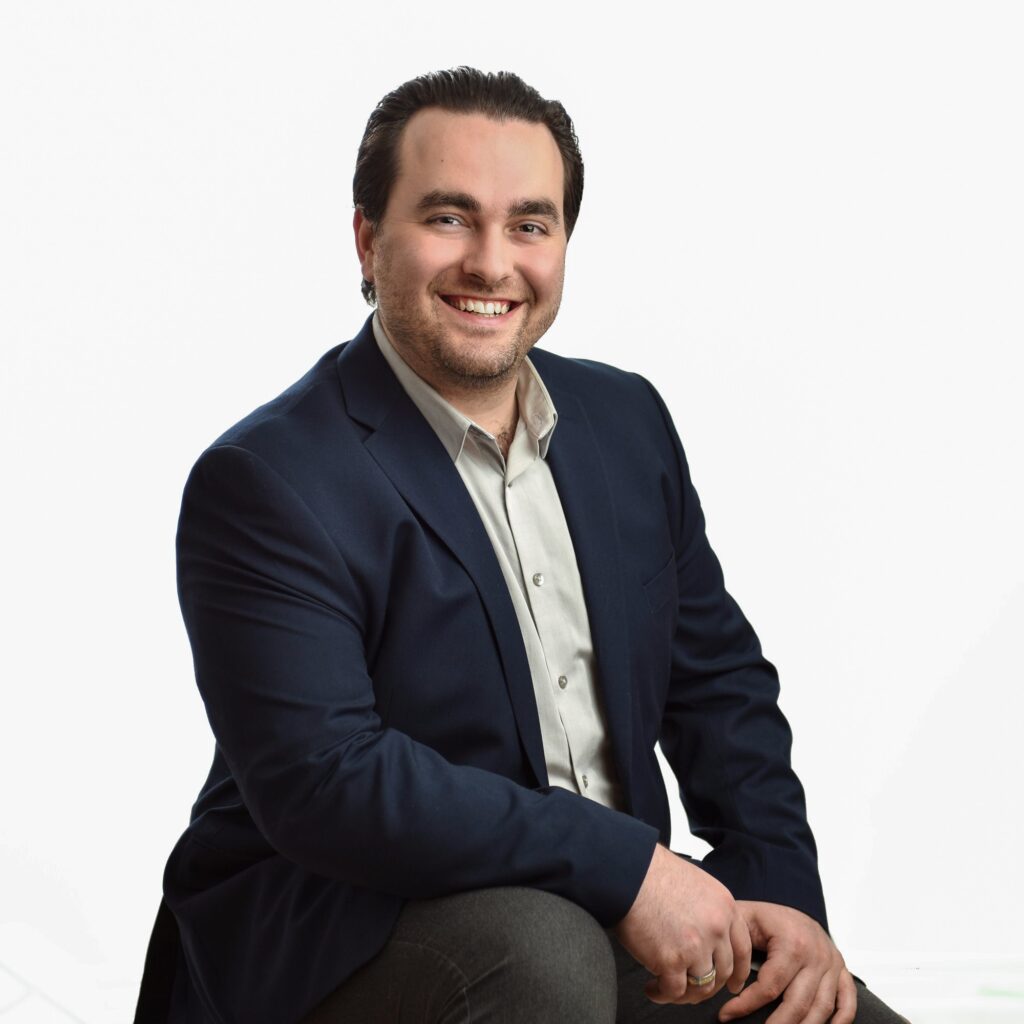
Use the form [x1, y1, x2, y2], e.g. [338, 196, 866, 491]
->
[516, 222, 547, 236]
[429, 214, 465, 228]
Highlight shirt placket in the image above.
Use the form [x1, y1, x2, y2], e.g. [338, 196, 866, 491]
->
[505, 457, 599, 799]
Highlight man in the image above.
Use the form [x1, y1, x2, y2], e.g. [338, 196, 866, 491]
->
[136, 68, 904, 1023]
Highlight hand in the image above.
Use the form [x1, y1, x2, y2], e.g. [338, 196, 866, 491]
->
[614, 845, 752, 1005]
[718, 901, 856, 1024]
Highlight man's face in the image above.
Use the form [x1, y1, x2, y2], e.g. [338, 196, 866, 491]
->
[355, 108, 568, 394]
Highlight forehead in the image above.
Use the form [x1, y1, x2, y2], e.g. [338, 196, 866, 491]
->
[389, 108, 565, 215]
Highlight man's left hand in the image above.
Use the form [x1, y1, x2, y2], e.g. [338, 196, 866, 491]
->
[717, 901, 856, 1024]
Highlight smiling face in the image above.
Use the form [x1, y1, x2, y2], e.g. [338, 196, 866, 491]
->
[355, 108, 568, 397]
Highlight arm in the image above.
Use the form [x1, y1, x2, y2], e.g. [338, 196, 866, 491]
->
[641, 381, 857, 1021]
[640, 378, 828, 930]
[176, 443, 659, 925]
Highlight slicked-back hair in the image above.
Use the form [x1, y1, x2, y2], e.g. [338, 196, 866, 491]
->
[353, 66, 584, 305]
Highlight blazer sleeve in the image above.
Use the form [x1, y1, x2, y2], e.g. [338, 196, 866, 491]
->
[176, 443, 659, 927]
[639, 380, 830, 931]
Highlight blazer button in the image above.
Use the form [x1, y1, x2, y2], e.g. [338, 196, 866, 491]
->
[558, 675, 568, 689]
[532, 572, 545, 587]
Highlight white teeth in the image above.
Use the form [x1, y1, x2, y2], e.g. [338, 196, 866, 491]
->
[452, 298, 512, 317]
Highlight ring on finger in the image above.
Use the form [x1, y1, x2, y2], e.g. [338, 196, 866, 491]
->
[687, 966, 717, 987]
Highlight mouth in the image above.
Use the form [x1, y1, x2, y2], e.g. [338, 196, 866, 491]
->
[440, 294, 521, 319]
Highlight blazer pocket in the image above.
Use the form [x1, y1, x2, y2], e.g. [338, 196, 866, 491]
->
[642, 553, 677, 615]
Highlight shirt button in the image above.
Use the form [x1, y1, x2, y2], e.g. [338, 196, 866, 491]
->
[557, 675, 568, 689]
[532, 572, 545, 587]
[582, 774, 589, 789]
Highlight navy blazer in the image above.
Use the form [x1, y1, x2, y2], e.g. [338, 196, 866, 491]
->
[142, 318, 826, 1023]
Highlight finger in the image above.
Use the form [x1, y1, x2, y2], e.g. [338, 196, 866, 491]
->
[644, 975, 672, 1004]
[833, 968, 857, 1024]
[727, 914, 753, 994]
[645, 967, 691, 1005]
[710, 933, 734, 999]
[644, 975, 673, 1005]
[678, 959, 719, 1005]
[798, 967, 843, 1024]
[718, 956, 797, 1021]
[763, 966, 830, 1024]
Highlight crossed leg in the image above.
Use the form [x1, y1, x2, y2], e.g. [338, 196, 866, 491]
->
[301, 887, 906, 1024]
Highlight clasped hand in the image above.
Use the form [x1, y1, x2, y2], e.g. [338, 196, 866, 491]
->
[613, 846, 856, 1024]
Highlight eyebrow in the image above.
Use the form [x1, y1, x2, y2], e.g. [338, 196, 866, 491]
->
[417, 190, 481, 213]
[507, 198, 560, 224]
[417, 190, 561, 225]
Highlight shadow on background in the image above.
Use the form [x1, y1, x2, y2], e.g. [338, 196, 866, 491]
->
[0, 961, 86, 1023]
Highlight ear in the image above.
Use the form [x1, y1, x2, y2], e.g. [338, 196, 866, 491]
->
[353, 208, 376, 284]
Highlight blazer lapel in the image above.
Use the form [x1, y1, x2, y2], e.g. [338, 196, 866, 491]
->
[544, 389, 636, 807]
[335, 321, 548, 787]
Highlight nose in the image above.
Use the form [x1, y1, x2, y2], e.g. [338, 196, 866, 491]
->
[461, 225, 513, 286]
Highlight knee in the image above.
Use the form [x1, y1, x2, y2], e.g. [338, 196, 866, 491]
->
[459, 887, 617, 1021]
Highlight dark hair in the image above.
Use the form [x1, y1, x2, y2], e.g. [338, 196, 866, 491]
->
[353, 67, 584, 304]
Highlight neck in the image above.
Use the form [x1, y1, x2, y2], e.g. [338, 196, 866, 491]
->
[441, 381, 519, 441]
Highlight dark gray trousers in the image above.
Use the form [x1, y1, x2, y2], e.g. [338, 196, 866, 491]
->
[301, 888, 907, 1024]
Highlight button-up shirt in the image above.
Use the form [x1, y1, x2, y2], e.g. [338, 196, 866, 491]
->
[372, 314, 623, 810]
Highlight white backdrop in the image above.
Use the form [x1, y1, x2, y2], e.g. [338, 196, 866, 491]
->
[2, 3, 1022, 1021]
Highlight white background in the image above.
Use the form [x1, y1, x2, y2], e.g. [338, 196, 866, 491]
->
[1, 3, 1022, 1021]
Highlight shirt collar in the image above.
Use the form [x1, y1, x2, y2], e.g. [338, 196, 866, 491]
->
[372, 312, 558, 464]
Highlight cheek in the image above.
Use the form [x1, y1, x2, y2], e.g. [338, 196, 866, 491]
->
[377, 232, 451, 289]
[526, 251, 565, 300]
[413, 241, 466, 290]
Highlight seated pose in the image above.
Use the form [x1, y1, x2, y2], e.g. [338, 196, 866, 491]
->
[136, 67, 906, 1024]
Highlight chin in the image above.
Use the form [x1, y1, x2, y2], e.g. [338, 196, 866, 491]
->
[433, 342, 523, 386]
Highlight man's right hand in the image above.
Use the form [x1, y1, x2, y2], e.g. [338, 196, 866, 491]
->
[613, 844, 752, 1006]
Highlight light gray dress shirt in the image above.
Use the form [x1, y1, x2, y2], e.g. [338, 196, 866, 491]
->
[372, 314, 624, 811]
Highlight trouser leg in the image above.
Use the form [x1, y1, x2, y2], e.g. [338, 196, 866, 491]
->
[611, 937, 910, 1024]
[300, 886, 617, 1024]
[302, 886, 907, 1024]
